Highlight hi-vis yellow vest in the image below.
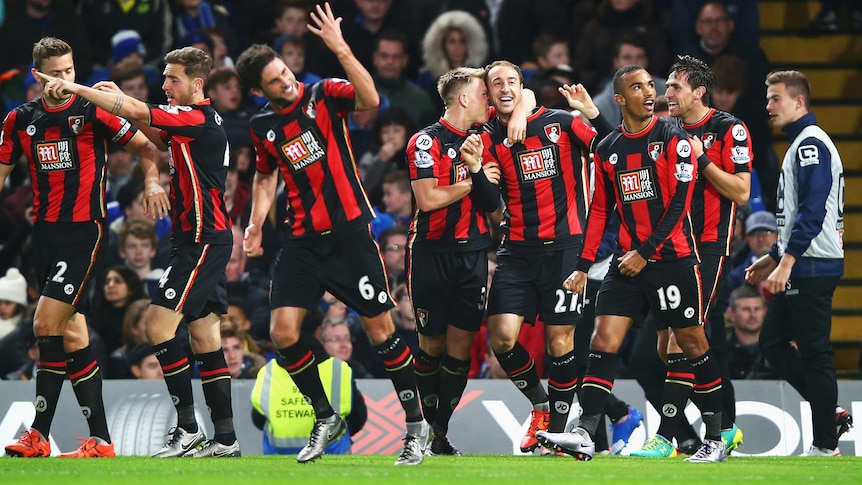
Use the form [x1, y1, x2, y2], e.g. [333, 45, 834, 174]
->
[251, 357, 352, 453]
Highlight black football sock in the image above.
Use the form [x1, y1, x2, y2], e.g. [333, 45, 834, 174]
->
[433, 354, 470, 435]
[548, 350, 578, 433]
[414, 348, 441, 426]
[656, 353, 695, 441]
[495, 342, 548, 405]
[276, 341, 335, 419]
[66, 346, 110, 443]
[196, 350, 235, 445]
[376, 334, 423, 422]
[578, 351, 619, 438]
[31, 336, 66, 437]
[153, 337, 198, 433]
[690, 350, 723, 441]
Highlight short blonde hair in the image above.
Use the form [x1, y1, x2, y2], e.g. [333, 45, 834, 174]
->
[437, 67, 484, 108]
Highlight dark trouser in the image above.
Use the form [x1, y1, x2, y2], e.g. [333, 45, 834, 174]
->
[759, 276, 840, 450]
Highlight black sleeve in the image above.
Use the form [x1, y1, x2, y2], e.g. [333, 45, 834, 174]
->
[588, 113, 615, 151]
[470, 166, 502, 212]
[347, 380, 368, 436]
[251, 408, 266, 430]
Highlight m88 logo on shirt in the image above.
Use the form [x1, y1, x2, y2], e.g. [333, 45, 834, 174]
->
[617, 167, 657, 203]
[516, 145, 558, 182]
[35, 138, 76, 172]
[281, 130, 326, 173]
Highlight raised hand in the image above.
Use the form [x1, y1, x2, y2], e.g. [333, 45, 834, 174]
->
[33, 71, 73, 101]
[308, 2, 349, 57]
[558, 83, 598, 119]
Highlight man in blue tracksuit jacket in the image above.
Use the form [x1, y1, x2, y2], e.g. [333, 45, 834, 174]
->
[745, 70, 846, 456]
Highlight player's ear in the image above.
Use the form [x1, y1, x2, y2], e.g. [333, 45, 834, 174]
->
[614, 93, 625, 107]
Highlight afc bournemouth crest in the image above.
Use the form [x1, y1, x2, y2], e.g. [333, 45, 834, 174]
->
[648, 141, 663, 161]
[416, 308, 429, 328]
[68, 115, 84, 135]
[544, 123, 561, 143]
[702, 132, 717, 149]
[303, 100, 317, 119]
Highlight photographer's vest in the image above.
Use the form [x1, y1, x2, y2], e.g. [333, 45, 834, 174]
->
[251, 357, 352, 454]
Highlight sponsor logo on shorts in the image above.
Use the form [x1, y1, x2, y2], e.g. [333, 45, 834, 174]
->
[684, 307, 695, 319]
[165, 288, 176, 300]
[416, 308, 429, 327]
[64, 284, 75, 295]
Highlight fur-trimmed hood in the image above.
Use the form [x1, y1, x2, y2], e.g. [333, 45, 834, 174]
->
[421, 10, 489, 81]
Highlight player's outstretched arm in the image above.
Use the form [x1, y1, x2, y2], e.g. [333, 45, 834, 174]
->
[36, 71, 152, 126]
[308, 2, 379, 111]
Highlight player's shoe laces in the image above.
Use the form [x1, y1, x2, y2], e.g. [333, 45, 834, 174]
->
[520, 408, 550, 453]
[535, 427, 595, 461]
[425, 433, 462, 456]
[684, 438, 727, 463]
[802, 445, 841, 456]
[4, 429, 51, 458]
[297, 414, 346, 463]
[836, 406, 853, 438]
[720, 424, 743, 453]
[152, 426, 206, 458]
[630, 435, 678, 458]
[58, 437, 115, 458]
[191, 439, 241, 458]
[609, 406, 643, 454]
[395, 420, 430, 465]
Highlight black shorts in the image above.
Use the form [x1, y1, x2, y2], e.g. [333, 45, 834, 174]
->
[595, 260, 702, 329]
[407, 249, 487, 336]
[270, 226, 395, 317]
[150, 242, 230, 319]
[487, 246, 582, 325]
[32, 220, 107, 309]
[644, 254, 726, 332]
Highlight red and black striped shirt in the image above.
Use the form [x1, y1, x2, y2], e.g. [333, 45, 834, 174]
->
[578, 116, 697, 270]
[0, 95, 136, 223]
[150, 99, 232, 245]
[406, 118, 491, 252]
[481, 107, 596, 249]
[680, 109, 752, 256]
[250, 80, 374, 243]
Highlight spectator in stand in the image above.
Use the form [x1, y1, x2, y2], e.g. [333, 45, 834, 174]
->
[127, 342, 164, 380]
[108, 182, 172, 267]
[726, 211, 778, 295]
[111, 61, 152, 104]
[278, 36, 323, 86]
[418, 10, 489, 112]
[523, 33, 570, 86]
[0, 267, 28, 340]
[358, 108, 415, 209]
[320, 318, 373, 378]
[592, 35, 667, 129]
[118, 219, 165, 296]
[86, 30, 162, 88]
[684, 2, 775, 209]
[105, 147, 137, 206]
[495, 0, 569, 67]
[79, 0, 171, 67]
[221, 320, 265, 379]
[668, 0, 762, 54]
[88, 266, 147, 355]
[0, 0, 94, 103]
[725, 285, 777, 380]
[378, 225, 409, 291]
[373, 30, 437, 128]
[107, 298, 151, 379]
[380, 170, 413, 227]
[224, 161, 252, 227]
[225, 226, 270, 340]
[171, 0, 238, 61]
[340, 0, 420, 80]
[177, 31, 216, 68]
[572, 0, 671, 93]
[205, 68, 253, 148]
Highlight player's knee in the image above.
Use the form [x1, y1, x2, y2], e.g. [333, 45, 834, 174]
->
[32, 314, 61, 337]
[546, 338, 573, 357]
[269, 322, 300, 347]
[488, 333, 516, 355]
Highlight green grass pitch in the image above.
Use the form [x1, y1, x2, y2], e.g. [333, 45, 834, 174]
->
[2, 455, 862, 485]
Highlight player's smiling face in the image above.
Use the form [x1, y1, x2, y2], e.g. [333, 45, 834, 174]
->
[256, 57, 300, 108]
[487, 65, 522, 117]
[618, 68, 656, 122]
[665, 70, 701, 121]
